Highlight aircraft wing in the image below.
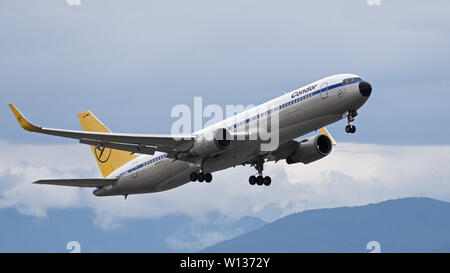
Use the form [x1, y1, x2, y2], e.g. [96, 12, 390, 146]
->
[9, 104, 196, 157]
[34, 178, 117, 187]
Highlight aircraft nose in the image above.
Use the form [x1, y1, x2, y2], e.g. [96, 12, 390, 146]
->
[359, 81, 372, 97]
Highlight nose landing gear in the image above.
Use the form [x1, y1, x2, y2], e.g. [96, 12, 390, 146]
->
[345, 124, 356, 134]
[345, 110, 357, 134]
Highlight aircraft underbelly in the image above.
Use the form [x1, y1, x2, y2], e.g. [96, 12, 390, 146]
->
[203, 143, 260, 173]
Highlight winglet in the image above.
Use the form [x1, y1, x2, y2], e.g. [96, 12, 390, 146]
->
[319, 127, 336, 146]
[8, 104, 42, 132]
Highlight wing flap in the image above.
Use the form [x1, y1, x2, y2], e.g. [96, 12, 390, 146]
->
[79, 138, 157, 155]
[34, 178, 117, 188]
[39, 128, 194, 148]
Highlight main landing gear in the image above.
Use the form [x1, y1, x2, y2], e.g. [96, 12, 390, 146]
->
[345, 110, 357, 134]
[249, 157, 271, 186]
[249, 175, 271, 186]
[190, 172, 213, 183]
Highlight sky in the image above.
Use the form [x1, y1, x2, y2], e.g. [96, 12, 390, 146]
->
[1, 0, 450, 252]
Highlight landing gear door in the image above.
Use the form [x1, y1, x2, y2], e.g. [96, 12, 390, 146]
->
[320, 82, 328, 99]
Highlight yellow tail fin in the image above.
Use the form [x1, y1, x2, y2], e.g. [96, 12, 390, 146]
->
[77, 110, 137, 178]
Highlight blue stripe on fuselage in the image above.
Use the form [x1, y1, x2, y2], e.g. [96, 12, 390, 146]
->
[117, 80, 360, 178]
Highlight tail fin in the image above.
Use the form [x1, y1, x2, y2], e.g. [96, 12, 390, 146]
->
[77, 110, 137, 178]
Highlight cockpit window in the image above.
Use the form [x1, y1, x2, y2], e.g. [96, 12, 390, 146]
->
[343, 77, 362, 85]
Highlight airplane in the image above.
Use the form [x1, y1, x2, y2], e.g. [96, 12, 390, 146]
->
[9, 73, 372, 198]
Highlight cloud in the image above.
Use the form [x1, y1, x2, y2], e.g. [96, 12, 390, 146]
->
[2, 0, 450, 146]
[367, 0, 381, 6]
[166, 232, 227, 251]
[0, 141, 98, 217]
[1, 140, 450, 229]
[66, 0, 81, 6]
[165, 214, 265, 251]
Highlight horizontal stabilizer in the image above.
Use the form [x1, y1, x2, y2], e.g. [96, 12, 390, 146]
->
[33, 178, 117, 188]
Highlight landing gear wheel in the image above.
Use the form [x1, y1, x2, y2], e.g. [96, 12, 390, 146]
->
[190, 172, 198, 182]
[345, 110, 357, 134]
[256, 176, 264, 186]
[249, 176, 256, 185]
[204, 173, 212, 183]
[197, 172, 205, 182]
[263, 176, 271, 186]
[345, 124, 356, 134]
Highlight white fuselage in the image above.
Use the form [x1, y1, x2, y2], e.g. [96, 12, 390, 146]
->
[94, 73, 370, 196]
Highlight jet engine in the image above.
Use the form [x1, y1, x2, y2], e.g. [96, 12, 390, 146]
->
[286, 134, 333, 165]
[181, 128, 232, 158]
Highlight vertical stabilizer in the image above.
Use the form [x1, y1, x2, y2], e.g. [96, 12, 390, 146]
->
[77, 110, 137, 178]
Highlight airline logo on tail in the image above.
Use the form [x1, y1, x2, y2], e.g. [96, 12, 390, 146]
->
[76, 110, 137, 178]
[94, 146, 112, 163]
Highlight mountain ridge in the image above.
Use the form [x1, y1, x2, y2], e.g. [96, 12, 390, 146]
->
[202, 197, 450, 253]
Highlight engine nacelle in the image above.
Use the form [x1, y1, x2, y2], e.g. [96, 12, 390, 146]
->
[184, 128, 232, 158]
[286, 134, 333, 165]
